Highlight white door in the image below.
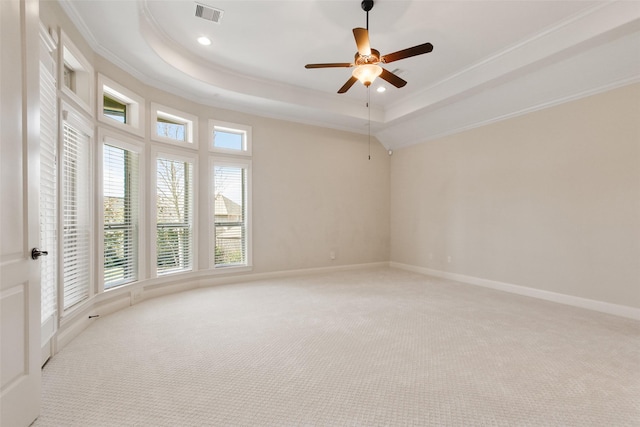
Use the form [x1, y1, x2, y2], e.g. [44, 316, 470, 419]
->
[1, 0, 42, 425]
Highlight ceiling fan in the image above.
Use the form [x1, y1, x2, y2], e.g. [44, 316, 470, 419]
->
[305, 0, 433, 94]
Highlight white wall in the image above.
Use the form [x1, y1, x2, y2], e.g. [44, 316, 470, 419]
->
[391, 84, 640, 309]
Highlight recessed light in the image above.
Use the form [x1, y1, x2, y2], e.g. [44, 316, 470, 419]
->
[197, 36, 211, 46]
[376, 86, 386, 93]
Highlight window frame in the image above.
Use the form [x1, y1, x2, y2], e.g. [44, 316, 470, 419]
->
[151, 103, 198, 148]
[151, 148, 198, 277]
[59, 31, 94, 117]
[208, 120, 252, 156]
[209, 156, 252, 271]
[97, 73, 145, 137]
[97, 129, 146, 293]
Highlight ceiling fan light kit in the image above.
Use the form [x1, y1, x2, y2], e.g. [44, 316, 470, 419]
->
[305, 0, 433, 93]
[352, 64, 382, 86]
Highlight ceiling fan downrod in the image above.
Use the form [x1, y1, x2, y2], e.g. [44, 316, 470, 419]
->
[361, 0, 374, 30]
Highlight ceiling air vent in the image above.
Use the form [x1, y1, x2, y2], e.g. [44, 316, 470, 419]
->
[195, 3, 224, 24]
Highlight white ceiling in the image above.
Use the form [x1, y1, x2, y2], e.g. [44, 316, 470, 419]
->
[60, 0, 640, 150]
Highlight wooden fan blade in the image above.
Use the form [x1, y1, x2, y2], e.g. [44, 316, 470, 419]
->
[381, 42, 433, 64]
[338, 76, 358, 94]
[305, 63, 353, 69]
[379, 68, 407, 88]
[353, 28, 371, 56]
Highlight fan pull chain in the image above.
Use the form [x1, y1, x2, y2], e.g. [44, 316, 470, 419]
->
[367, 87, 371, 160]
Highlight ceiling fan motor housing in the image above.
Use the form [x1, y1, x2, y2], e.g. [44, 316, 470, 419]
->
[355, 49, 380, 65]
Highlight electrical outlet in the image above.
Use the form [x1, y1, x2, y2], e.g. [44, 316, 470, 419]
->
[447, 256, 452, 263]
[329, 251, 336, 260]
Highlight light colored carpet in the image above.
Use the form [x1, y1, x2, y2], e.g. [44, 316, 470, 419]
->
[34, 268, 639, 426]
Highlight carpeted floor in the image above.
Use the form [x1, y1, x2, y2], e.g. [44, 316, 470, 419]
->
[33, 268, 639, 426]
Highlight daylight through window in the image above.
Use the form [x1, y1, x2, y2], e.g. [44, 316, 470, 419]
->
[103, 95, 127, 124]
[212, 161, 250, 267]
[156, 156, 194, 275]
[103, 144, 139, 288]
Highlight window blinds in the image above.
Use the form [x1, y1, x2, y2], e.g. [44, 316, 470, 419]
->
[62, 122, 91, 310]
[213, 165, 246, 266]
[40, 61, 57, 325]
[156, 157, 193, 275]
[103, 144, 139, 288]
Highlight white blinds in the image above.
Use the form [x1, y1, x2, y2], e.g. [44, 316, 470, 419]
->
[40, 61, 57, 325]
[62, 122, 91, 310]
[213, 164, 247, 267]
[156, 157, 193, 275]
[103, 144, 139, 288]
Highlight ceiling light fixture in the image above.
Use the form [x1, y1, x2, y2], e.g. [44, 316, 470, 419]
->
[376, 86, 386, 93]
[197, 36, 211, 46]
[352, 64, 382, 87]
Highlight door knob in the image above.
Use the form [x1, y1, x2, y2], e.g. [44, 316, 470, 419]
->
[31, 248, 49, 260]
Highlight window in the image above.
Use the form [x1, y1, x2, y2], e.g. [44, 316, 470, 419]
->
[157, 116, 183, 139]
[60, 31, 94, 115]
[211, 159, 251, 268]
[61, 108, 93, 311]
[103, 141, 140, 289]
[156, 154, 195, 275]
[63, 64, 75, 91]
[151, 103, 197, 146]
[103, 95, 127, 123]
[209, 120, 251, 155]
[98, 74, 145, 137]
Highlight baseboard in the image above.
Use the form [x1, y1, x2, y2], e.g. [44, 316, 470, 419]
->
[198, 261, 391, 288]
[390, 262, 640, 321]
[56, 293, 132, 351]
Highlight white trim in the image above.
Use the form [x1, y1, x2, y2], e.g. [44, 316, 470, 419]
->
[208, 119, 252, 156]
[389, 76, 640, 151]
[59, 30, 94, 117]
[56, 293, 130, 351]
[198, 262, 391, 289]
[39, 22, 56, 53]
[97, 73, 146, 137]
[209, 156, 252, 270]
[102, 261, 390, 305]
[384, 1, 640, 123]
[101, 130, 146, 154]
[150, 148, 199, 278]
[390, 262, 640, 321]
[61, 101, 93, 136]
[97, 129, 147, 293]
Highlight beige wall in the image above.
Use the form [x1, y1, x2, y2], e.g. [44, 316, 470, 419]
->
[251, 120, 390, 272]
[40, 1, 390, 278]
[40, 0, 637, 309]
[391, 84, 640, 308]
